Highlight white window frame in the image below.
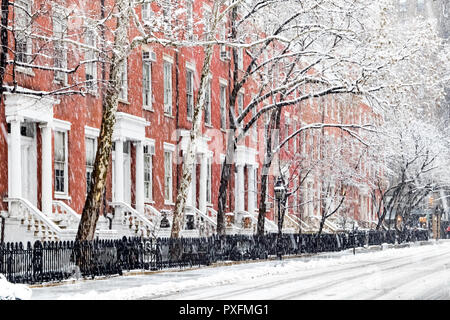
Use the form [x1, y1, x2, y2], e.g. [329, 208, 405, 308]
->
[285, 116, 290, 151]
[237, 92, 244, 116]
[237, 47, 244, 70]
[206, 156, 212, 204]
[85, 29, 97, 92]
[142, 51, 153, 110]
[15, 0, 33, 65]
[84, 126, 99, 196]
[219, 80, 227, 130]
[163, 57, 173, 115]
[254, 167, 258, 209]
[144, 139, 155, 202]
[142, 0, 153, 22]
[251, 95, 257, 141]
[52, 5, 68, 84]
[204, 77, 212, 125]
[85, 136, 96, 195]
[293, 120, 297, 154]
[202, 4, 212, 39]
[163, 142, 175, 205]
[186, 66, 194, 120]
[53, 119, 71, 199]
[186, 0, 194, 40]
[119, 58, 128, 102]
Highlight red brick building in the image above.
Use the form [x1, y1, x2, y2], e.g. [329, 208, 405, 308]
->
[0, 0, 380, 242]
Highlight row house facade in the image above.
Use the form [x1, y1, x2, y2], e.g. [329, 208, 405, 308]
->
[0, 0, 380, 243]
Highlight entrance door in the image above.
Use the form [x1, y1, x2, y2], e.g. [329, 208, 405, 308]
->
[21, 135, 37, 206]
[8, 122, 37, 206]
[123, 150, 131, 205]
[112, 141, 131, 204]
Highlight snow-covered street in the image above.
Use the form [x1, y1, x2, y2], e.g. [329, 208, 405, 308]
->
[30, 240, 450, 300]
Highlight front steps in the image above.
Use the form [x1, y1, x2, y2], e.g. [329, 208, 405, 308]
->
[2, 198, 290, 243]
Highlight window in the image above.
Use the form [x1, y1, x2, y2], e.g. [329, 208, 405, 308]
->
[164, 61, 173, 114]
[293, 120, 297, 154]
[293, 179, 298, 212]
[206, 157, 212, 203]
[416, 0, 424, 13]
[161, 1, 171, 36]
[144, 144, 154, 201]
[237, 92, 244, 116]
[251, 101, 257, 141]
[253, 168, 258, 208]
[54, 130, 68, 195]
[302, 129, 307, 155]
[119, 59, 128, 101]
[15, 0, 32, 64]
[202, 5, 212, 39]
[186, 69, 194, 119]
[142, 51, 152, 109]
[220, 20, 227, 41]
[85, 29, 97, 91]
[220, 84, 227, 129]
[237, 47, 243, 70]
[186, 0, 193, 40]
[142, 0, 152, 22]
[263, 111, 270, 148]
[204, 80, 211, 125]
[331, 97, 335, 120]
[285, 117, 290, 151]
[164, 149, 173, 202]
[53, 6, 67, 83]
[85, 137, 96, 194]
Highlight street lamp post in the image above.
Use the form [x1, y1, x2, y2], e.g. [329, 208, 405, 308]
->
[274, 177, 286, 260]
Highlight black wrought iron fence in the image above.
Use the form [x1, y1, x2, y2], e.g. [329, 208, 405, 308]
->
[0, 229, 429, 285]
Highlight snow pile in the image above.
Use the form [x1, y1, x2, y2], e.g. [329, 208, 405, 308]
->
[0, 274, 32, 300]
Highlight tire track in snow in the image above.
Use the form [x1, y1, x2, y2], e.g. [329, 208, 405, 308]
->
[152, 255, 398, 300]
[272, 246, 450, 300]
[153, 245, 447, 300]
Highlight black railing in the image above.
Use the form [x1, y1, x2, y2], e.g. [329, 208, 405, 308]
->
[0, 229, 429, 285]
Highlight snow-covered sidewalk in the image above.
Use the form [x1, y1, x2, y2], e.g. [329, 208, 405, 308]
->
[30, 240, 450, 300]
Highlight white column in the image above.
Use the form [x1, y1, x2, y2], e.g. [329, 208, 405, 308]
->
[247, 165, 255, 215]
[40, 123, 52, 215]
[236, 164, 245, 212]
[114, 138, 124, 203]
[9, 116, 22, 199]
[135, 141, 144, 213]
[199, 154, 208, 213]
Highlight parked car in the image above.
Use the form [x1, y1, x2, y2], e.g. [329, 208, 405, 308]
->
[0, 274, 32, 300]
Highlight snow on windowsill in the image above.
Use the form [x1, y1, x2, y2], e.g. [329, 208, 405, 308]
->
[16, 66, 35, 77]
[54, 193, 72, 201]
[118, 99, 130, 105]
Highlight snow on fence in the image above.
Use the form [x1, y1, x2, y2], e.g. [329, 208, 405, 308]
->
[0, 230, 429, 285]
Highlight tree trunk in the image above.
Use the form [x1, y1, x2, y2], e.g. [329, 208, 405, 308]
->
[217, 127, 236, 235]
[170, 53, 211, 238]
[76, 0, 129, 241]
[257, 109, 278, 235]
[170, 5, 218, 238]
